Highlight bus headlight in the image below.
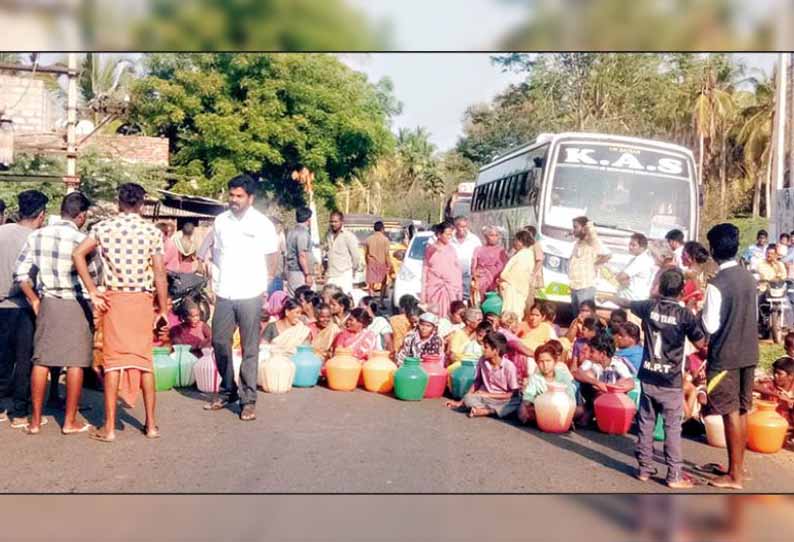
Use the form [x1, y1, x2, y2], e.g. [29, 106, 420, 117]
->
[544, 254, 567, 273]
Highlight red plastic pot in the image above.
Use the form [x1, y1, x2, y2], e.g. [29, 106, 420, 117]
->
[594, 384, 636, 435]
[421, 355, 447, 399]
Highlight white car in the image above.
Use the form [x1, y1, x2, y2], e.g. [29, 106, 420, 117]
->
[392, 231, 434, 307]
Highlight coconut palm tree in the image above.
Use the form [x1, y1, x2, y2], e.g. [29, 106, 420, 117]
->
[737, 77, 776, 218]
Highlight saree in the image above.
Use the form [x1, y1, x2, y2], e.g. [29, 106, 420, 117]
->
[310, 322, 341, 358]
[447, 328, 483, 363]
[518, 321, 558, 353]
[499, 248, 535, 316]
[421, 243, 462, 318]
[270, 320, 311, 356]
[471, 245, 508, 300]
[332, 329, 378, 360]
[389, 314, 412, 353]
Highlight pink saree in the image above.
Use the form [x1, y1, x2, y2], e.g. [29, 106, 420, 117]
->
[421, 242, 462, 318]
[472, 245, 508, 298]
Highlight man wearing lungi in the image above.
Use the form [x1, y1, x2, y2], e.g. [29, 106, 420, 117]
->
[204, 174, 280, 422]
[73, 183, 168, 442]
[15, 192, 99, 435]
[364, 221, 392, 302]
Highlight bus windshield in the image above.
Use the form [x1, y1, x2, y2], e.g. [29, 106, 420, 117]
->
[544, 142, 693, 240]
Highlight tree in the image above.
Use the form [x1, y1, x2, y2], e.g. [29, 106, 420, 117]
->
[737, 77, 776, 218]
[135, 0, 383, 51]
[79, 53, 137, 104]
[129, 53, 396, 208]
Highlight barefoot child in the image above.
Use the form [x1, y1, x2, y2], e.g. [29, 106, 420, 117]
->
[445, 332, 521, 418]
[604, 268, 706, 489]
[518, 343, 576, 425]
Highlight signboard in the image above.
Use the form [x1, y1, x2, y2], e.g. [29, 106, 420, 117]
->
[775, 188, 794, 240]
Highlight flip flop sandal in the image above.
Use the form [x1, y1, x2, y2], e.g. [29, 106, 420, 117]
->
[62, 423, 92, 435]
[142, 426, 161, 439]
[204, 399, 230, 411]
[25, 425, 42, 435]
[11, 417, 49, 429]
[89, 430, 115, 443]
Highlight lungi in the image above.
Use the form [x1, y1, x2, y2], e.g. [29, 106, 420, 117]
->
[33, 297, 93, 368]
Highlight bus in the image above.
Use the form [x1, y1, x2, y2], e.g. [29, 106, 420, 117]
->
[444, 182, 474, 221]
[467, 132, 699, 307]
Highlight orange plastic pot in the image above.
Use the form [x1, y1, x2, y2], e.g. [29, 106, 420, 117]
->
[362, 351, 397, 393]
[326, 348, 361, 391]
[747, 400, 789, 454]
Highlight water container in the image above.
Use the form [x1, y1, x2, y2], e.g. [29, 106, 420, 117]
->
[194, 347, 221, 393]
[421, 356, 447, 399]
[258, 349, 296, 393]
[594, 384, 636, 435]
[326, 348, 361, 391]
[534, 382, 576, 433]
[362, 350, 398, 393]
[172, 344, 198, 387]
[747, 400, 789, 453]
[292, 344, 323, 387]
[449, 358, 477, 399]
[481, 291, 503, 315]
[153, 347, 178, 391]
[393, 357, 428, 401]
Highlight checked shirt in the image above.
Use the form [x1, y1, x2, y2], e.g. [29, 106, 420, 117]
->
[89, 213, 163, 293]
[14, 219, 101, 301]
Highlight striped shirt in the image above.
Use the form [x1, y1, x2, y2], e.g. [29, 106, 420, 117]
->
[89, 213, 163, 293]
[14, 219, 101, 301]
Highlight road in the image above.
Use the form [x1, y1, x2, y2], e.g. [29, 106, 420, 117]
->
[2, 384, 794, 493]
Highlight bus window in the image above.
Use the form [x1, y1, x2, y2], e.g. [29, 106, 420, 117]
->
[510, 175, 521, 206]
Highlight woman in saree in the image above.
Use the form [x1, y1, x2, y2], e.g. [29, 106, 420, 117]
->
[396, 312, 445, 367]
[309, 304, 340, 360]
[471, 226, 508, 305]
[421, 221, 462, 319]
[446, 308, 484, 364]
[498, 229, 536, 316]
[261, 298, 311, 356]
[331, 308, 378, 361]
[517, 302, 558, 353]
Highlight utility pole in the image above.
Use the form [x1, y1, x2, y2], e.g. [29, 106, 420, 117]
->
[64, 53, 79, 193]
[770, 53, 788, 237]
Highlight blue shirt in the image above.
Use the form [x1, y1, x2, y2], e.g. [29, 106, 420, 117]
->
[617, 344, 644, 373]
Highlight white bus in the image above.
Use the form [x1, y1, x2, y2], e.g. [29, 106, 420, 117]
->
[468, 132, 699, 307]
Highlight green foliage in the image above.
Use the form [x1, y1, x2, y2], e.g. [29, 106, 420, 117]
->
[129, 53, 396, 208]
[135, 0, 382, 51]
[0, 152, 167, 214]
[759, 342, 784, 373]
[499, 0, 772, 50]
[725, 216, 770, 253]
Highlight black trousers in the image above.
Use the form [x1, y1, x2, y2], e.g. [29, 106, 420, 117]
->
[211, 296, 262, 406]
[0, 307, 35, 417]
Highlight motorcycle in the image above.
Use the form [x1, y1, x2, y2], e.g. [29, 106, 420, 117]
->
[167, 271, 212, 323]
[757, 278, 789, 344]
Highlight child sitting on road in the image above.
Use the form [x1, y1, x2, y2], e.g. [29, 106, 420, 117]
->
[615, 321, 643, 374]
[518, 343, 577, 426]
[573, 334, 637, 427]
[169, 299, 212, 357]
[754, 336, 794, 445]
[684, 351, 708, 422]
[571, 316, 602, 370]
[445, 332, 521, 419]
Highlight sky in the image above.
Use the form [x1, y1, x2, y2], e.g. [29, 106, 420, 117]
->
[343, 53, 778, 153]
[342, 54, 526, 151]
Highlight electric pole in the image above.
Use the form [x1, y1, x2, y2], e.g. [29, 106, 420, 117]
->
[65, 53, 79, 193]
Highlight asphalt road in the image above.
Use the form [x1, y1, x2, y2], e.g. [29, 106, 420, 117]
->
[2, 384, 794, 493]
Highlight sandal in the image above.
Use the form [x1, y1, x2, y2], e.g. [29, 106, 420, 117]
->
[142, 426, 161, 439]
[240, 405, 256, 421]
[25, 425, 42, 435]
[62, 422, 92, 435]
[667, 475, 696, 489]
[88, 429, 115, 443]
[695, 463, 752, 481]
[204, 398, 231, 411]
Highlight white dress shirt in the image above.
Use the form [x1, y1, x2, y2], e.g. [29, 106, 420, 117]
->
[450, 232, 481, 274]
[212, 207, 278, 300]
[618, 249, 657, 300]
[702, 260, 738, 334]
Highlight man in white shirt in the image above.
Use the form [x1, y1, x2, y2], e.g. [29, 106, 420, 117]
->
[616, 233, 657, 300]
[665, 229, 685, 269]
[450, 216, 481, 303]
[204, 175, 279, 422]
